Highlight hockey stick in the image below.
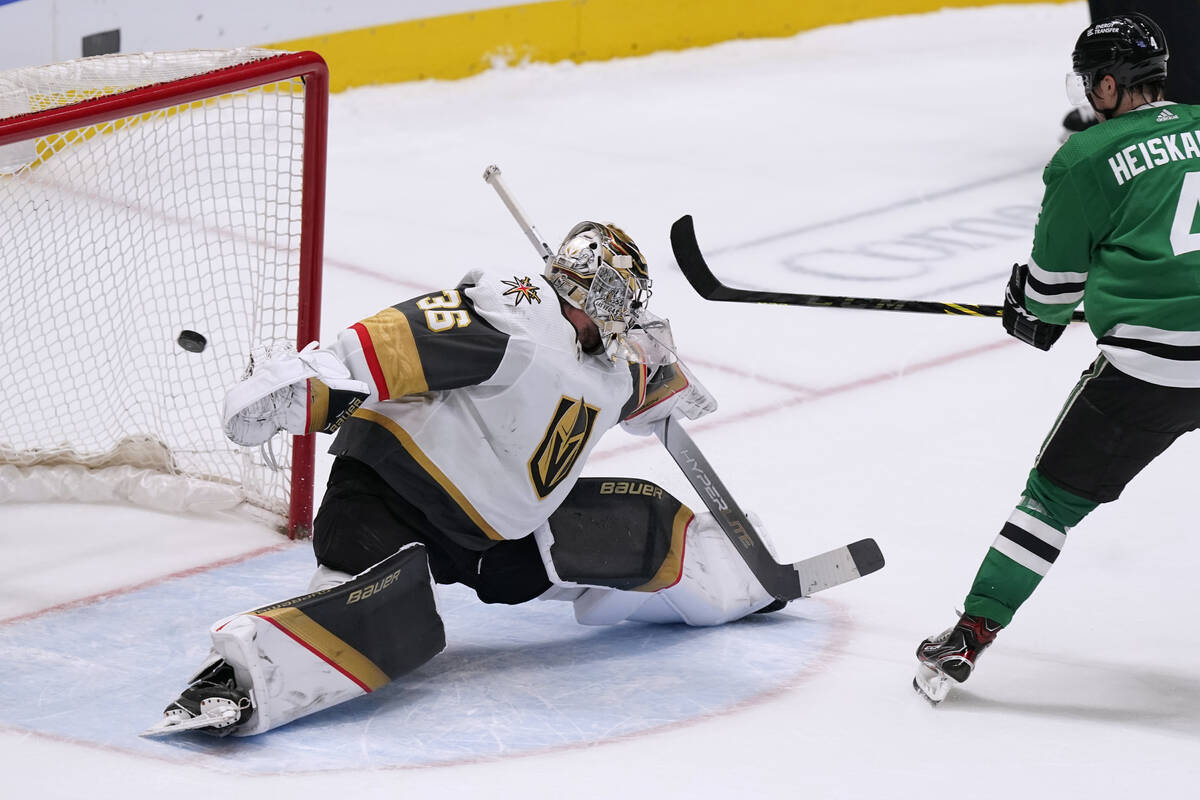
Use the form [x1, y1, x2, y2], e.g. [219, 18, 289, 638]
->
[655, 414, 883, 601]
[483, 165, 555, 262]
[482, 166, 884, 600]
[670, 214, 1088, 323]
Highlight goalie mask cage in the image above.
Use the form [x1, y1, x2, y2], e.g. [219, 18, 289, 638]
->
[0, 49, 328, 538]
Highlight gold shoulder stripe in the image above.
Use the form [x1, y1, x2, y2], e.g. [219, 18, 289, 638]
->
[255, 607, 390, 692]
[355, 306, 430, 399]
[634, 505, 693, 592]
[356, 408, 505, 541]
[306, 378, 330, 434]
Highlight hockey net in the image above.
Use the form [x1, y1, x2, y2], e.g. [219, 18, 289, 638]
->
[0, 49, 327, 537]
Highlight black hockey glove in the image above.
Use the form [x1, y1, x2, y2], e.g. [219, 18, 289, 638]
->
[1002, 263, 1065, 351]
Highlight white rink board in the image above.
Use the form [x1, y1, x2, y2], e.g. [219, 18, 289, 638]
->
[0, 0, 545, 70]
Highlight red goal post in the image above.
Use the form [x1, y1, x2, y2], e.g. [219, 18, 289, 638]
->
[0, 49, 328, 538]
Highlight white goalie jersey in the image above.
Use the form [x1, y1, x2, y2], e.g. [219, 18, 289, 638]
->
[322, 269, 687, 549]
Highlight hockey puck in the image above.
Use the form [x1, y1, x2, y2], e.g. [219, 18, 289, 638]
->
[177, 330, 208, 353]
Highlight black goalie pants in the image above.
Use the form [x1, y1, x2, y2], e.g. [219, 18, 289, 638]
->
[313, 456, 552, 606]
[312, 457, 693, 608]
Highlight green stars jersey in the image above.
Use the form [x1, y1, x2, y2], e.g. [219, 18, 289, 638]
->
[1027, 101, 1200, 387]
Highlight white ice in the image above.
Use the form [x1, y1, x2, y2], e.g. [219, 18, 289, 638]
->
[4, 2, 1200, 796]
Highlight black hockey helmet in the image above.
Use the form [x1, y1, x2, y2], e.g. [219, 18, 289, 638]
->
[1070, 13, 1168, 96]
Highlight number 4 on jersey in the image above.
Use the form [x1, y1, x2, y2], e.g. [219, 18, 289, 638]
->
[1170, 171, 1200, 256]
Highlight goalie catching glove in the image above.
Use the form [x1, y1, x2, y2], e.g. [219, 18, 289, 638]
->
[223, 342, 369, 447]
[621, 359, 717, 436]
[1002, 263, 1066, 351]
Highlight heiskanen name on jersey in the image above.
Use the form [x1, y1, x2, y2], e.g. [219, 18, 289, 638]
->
[1106, 118, 1200, 184]
[1028, 101, 1200, 388]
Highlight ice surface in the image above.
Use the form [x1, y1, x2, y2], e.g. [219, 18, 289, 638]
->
[4, 3, 1200, 797]
[2, 545, 837, 772]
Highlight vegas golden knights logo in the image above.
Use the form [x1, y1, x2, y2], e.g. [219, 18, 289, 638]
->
[529, 395, 600, 499]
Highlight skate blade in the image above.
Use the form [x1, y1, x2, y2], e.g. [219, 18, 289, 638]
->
[913, 664, 953, 705]
[140, 708, 237, 738]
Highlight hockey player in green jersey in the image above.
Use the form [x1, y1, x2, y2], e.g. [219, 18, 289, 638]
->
[915, 12, 1200, 704]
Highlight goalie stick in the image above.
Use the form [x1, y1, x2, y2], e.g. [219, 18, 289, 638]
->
[483, 164, 555, 261]
[482, 165, 884, 600]
[655, 414, 883, 601]
[670, 214, 1087, 323]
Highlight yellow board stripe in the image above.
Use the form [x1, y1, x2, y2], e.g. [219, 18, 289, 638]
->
[255, 607, 390, 692]
[353, 307, 429, 400]
[635, 505, 693, 593]
[355, 407, 505, 541]
[266, 0, 1074, 93]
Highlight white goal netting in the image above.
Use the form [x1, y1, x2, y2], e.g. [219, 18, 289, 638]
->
[0, 49, 324, 534]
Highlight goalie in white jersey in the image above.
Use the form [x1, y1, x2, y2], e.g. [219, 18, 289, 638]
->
[147, 221, 783, 737]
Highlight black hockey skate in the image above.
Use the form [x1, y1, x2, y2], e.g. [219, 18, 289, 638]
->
[141, 660, 253, 737]
[913, 613, 1002, 704]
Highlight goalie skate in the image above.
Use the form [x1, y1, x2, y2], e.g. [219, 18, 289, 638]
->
[140, 660, 253, 738]
[141, 696, 252, 737]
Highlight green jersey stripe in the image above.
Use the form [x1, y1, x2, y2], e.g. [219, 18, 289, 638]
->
[1105, 322, 1200, 346]
[1028, 258, 1088, 284]
[1096, 343, 1200, 386]
[991, 531, 1054, 577]
[1008, 508, 1068, 546]
[1027, 285, 1085, 306]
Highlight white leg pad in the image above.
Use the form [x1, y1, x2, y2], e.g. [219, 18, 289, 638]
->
[628, 511, 774, 626]
[532, 523, 655, 625]
[571, 584, 656, 625]
[307, 564, 354, 593]
[209, 613, 369, 737]
[537, 512, 775, 627]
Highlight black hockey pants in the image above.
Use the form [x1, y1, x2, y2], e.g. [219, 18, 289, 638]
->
[313, 456, 552, 605]
[1035, 355, 1200, 504]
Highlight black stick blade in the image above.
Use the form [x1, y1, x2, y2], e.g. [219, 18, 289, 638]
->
[847, 538, 885, 577]
[670, 214, 722, 298]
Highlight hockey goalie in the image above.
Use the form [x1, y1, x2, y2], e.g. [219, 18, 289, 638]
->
[146, 221, 788, 737]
